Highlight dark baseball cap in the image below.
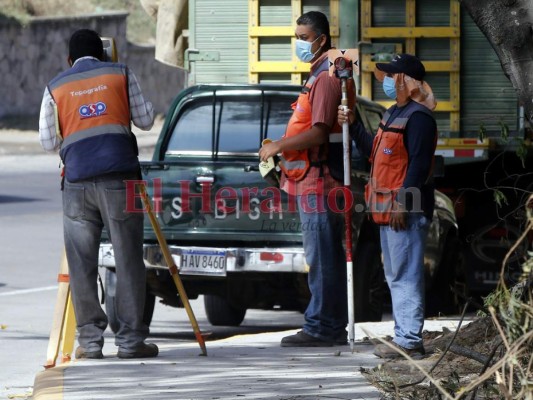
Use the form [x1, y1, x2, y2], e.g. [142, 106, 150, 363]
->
[376, 54, 426, 81]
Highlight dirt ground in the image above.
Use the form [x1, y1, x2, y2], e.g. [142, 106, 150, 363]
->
[361, 316, 519, 399]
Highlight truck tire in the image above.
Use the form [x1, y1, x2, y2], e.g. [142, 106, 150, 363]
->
[104, 268, 156, 334]
[204, 294, 247, 326]
[425, 235, 465, 317]
[353, 241, 385, 322]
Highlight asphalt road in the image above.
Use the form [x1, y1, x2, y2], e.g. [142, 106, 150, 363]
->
[0, 153, 64, 399]
[0, 141, 309, 399]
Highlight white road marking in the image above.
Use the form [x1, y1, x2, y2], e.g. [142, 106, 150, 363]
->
[0, 285, 58, 296]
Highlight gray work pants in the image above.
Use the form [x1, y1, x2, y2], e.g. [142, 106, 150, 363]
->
[63, 172, 148, 352]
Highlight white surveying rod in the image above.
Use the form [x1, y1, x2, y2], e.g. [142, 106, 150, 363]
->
[341, 79, 355, 353]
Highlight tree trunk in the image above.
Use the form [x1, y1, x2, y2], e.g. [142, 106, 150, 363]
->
[460, 0, 533, 123]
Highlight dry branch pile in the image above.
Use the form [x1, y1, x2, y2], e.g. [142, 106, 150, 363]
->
[364, 195, 533, 400]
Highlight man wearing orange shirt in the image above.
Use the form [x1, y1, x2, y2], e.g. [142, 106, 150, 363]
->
[259, 11, 354, 347]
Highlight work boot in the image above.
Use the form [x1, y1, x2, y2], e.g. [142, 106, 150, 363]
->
[373, 342, 426, 360]
[281, 331, 342, 347]
[75, 346, 104, 359]
[117, 342, 159, 359]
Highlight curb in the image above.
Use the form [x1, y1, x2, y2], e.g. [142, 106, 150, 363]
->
[33, 366, 67, 400]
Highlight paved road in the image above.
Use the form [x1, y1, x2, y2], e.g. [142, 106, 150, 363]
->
[0, 125, 159, 399]
[0, 151, 64, 400]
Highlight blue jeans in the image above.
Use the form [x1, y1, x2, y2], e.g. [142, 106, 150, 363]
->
[298, 194, 347, 341]
[380, 214, 430, 349]
[63, 172, 148, 352]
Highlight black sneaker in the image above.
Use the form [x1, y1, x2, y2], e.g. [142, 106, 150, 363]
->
[373, 342, 426, 360]
[281, 331, 339, 347]
[117, 343, 159, 359]
[75, 346, 103, 359]
[335, 332, 348, 345]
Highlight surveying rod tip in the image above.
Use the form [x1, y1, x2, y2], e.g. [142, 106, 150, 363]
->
[195, 332, 208, 356]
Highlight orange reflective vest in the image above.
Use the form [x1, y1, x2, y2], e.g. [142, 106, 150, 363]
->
[279, 58, 354, 182]
[365, 101, 436, 224]
[49, 59, 139, 182]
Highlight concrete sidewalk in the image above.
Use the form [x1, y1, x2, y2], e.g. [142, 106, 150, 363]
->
[32, 320, 465, 400]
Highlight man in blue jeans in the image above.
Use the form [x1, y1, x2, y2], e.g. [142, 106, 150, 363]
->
[38, 29, 158, 359]
[339, 54, 437, 359]
[260, 11, 354, 346]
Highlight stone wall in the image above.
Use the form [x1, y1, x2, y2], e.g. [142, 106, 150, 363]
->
[0, 12, 186, 123]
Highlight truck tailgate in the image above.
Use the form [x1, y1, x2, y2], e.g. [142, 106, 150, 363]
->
[141, 160, 302, 243]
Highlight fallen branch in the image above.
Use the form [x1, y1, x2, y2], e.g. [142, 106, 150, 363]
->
[447, 344, 490, 365]
[361, 327, 456, 400]
[456, 329, 533, 397]
[468, 338, 503, 400]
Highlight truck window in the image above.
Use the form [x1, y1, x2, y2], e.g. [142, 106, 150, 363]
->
[166, 93, 296, 155]
[263, 95, 294, 141]
[364, 109, 383, 135]
[167, 100, 214, 153]
[218, 95, 294, 151]
[218, 98, 263, 153]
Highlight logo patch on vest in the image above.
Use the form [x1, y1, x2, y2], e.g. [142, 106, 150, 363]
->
[79, 102, 107, 118]
[383, 148, 393, 155]
[295, 104, 303, 113]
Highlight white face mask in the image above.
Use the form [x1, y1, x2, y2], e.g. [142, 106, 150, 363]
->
[295, 35, 322, 63]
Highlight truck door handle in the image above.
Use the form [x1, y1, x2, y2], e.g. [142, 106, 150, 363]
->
[196, 176, 214, 184]
[244, 165, 259, 172]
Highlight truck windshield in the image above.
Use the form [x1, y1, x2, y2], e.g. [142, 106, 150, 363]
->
[166, 93, 295, 155]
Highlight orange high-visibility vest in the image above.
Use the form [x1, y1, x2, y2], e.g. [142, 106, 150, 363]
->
[279, 58, 354, 182]
[365, 101, 436, 224]
[49, 59, 139, 182]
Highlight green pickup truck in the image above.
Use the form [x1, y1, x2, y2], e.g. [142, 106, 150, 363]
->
[99, 83, 461, 329]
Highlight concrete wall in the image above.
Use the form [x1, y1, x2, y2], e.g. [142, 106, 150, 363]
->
[0, 12, 186, 124]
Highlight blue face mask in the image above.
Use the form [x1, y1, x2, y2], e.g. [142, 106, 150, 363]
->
[382, 76, 397, 99]
[295, 36, 321, 63]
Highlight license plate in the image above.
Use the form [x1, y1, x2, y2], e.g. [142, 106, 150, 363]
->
[178, 249, 226, 276]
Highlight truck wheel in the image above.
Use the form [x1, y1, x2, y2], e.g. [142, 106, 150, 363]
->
[104, 268, 156, 334]
[204, 294, 247, 326]
[353, 241, 385, 322]
[425, 235, 466, 317]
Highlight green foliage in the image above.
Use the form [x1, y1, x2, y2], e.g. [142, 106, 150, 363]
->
[476, 118, 529, 167]
[498, 118, 510, 142]
[479, 121, 487, 141]
[514, 137, 528, 168]
[0, 0, 155, 44]
[484, 196, 532, 398]
[520, 250, 532, 283]
[89, 0, 156, 44]
[493, 188, 508, 207]
[483, 286, 509, 311]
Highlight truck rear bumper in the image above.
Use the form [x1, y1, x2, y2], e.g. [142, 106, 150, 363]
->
[98, 243, 308, 275]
